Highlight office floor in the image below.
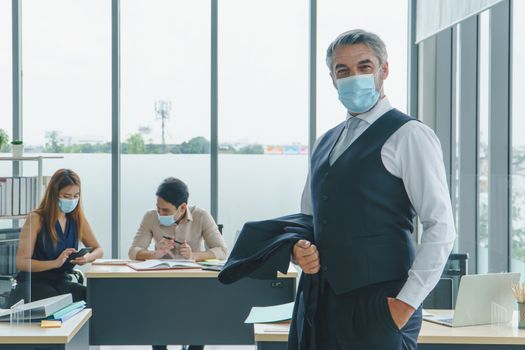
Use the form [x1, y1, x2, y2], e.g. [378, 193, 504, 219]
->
[97, 346, 255, 349]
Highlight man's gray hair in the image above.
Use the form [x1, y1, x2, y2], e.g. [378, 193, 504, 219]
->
[326, 29, 388, 69]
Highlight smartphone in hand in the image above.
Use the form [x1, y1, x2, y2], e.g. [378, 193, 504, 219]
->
[69, 247, 93, 260]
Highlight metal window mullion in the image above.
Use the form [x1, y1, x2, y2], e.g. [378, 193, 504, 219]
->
[434, 28, 454, 189]
[407, 0, 418, 118]
[408, 0, 419, 244]
[488, 0, 510, 272]
[111, 0, 121, 258]
[417, 38, 436, 129]
[12, 0, 22, 178]
[210, 0, 218, 221]
[458, 16, 479, 274]
[308, 0, 316, 158]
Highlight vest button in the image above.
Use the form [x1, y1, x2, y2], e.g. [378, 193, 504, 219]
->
[322, 219, 328, 225]
[322, 265, 328, 271]
[322, 195, 328, 201]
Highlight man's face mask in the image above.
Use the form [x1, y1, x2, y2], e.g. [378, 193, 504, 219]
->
[158, 207, 182, 226]
[336, 73, 380, 114]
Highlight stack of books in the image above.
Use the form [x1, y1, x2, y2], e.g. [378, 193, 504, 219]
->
[0, 293, 86, 328]
[40, 300, 86, 328]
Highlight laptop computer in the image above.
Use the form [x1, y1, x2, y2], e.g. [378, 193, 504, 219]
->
[423, 272, 520, 327]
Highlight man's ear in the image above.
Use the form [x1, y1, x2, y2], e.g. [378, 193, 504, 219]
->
[381, 61, 389, 80]
[178, 203, 188, 212]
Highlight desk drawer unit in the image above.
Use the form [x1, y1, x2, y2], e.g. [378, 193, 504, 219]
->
[87, 276, 295, 345]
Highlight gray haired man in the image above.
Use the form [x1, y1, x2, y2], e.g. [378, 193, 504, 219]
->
[292, 29, 456, 349]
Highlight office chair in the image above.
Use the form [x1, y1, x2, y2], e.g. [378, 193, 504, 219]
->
[0, 275, 16, 309]
[67, 269, 86, 286]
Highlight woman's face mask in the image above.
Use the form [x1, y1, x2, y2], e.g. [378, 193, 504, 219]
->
[58, 197, 79, 214]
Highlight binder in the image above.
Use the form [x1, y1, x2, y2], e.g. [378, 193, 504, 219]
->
[50, 301, 86, 320]
[19, 177, 27, 215]
[49, 303, 86, 322]
[11, 177, 20, 216]
[5, 178, 12, 216]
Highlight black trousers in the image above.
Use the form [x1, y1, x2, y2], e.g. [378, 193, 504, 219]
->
[315, 279, 422, 350]
[10, 273, 86, 306]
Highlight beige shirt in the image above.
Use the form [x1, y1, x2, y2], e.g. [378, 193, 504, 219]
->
[128, 206, 228, 260]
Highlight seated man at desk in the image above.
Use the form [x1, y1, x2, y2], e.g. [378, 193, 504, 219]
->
[12, 168, 104, 305]
[128, 177, 228, 350]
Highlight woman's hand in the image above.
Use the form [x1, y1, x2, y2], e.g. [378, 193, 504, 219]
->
[153, 238, 176, 258]
[70, 253, 92, 266]
[179, 240, 193, 260]
[55, 248, 77, 268]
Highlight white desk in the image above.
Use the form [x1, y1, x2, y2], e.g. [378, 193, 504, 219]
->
[254, 310, 525, 350]
[0, 308, 91, 350]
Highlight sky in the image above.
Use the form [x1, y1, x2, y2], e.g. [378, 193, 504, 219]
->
[0, 0, 523, 147]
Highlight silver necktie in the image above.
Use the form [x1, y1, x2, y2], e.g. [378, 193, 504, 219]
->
[329, 117, 362, 164]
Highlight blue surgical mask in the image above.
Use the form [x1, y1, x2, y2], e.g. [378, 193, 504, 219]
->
[336, 73, 379, 113]
[158, 213, 176, 226]
[58, 198, 79, 214]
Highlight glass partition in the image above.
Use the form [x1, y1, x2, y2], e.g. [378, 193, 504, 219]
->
[218, 0, 309, 249]
[21, 0, 112, 259]
[120, 0, 211, 258]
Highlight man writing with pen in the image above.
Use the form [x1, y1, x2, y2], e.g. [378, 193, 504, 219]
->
[128, 177, 228, 350]
[128, 177, 227, 262]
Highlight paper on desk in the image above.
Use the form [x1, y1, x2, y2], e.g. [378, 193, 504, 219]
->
[92, 258, 131, 265]
[244, 302, 295, 323]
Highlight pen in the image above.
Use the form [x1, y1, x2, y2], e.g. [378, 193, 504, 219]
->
[162, 235, 183, 245]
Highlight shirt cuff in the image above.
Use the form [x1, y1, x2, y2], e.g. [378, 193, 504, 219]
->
[396, 278, 427, 310]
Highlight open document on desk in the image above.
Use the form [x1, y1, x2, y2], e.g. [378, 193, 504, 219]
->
[127, 259, 202, 271]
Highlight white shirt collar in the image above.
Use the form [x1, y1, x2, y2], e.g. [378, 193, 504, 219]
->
[345, 96, 393, 125]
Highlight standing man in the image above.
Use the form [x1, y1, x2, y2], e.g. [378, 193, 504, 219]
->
[293, 29, 456, 349]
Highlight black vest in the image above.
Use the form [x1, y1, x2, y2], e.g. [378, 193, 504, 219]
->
[311, 109, 417, 294]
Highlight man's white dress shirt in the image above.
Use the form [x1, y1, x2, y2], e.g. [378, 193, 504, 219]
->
[301, 97, 456, 309]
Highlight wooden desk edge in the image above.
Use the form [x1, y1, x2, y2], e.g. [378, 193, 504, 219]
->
[0, 309, 91, 344]
[86, 263, 298, 279]
[254, 322, 291, 342]
[253, 318, 525, 345]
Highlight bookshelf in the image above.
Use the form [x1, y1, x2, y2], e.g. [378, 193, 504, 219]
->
[0, 156, 63, 219]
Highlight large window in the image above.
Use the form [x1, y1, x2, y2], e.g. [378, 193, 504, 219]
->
[316, 0, 408, 135]
[218, 0, 309, 249]
[0, 0, 12, 150]
[120, 0, 210, 257]
[477, 10, 490, 273]
[4, 1, 413, 258]
[511, 0, 525, 273]
[0, 0, 12, 230]
[21, 0, 112, 256]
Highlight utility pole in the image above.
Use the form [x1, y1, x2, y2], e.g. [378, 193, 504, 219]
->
[154, 100, 171, 153]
